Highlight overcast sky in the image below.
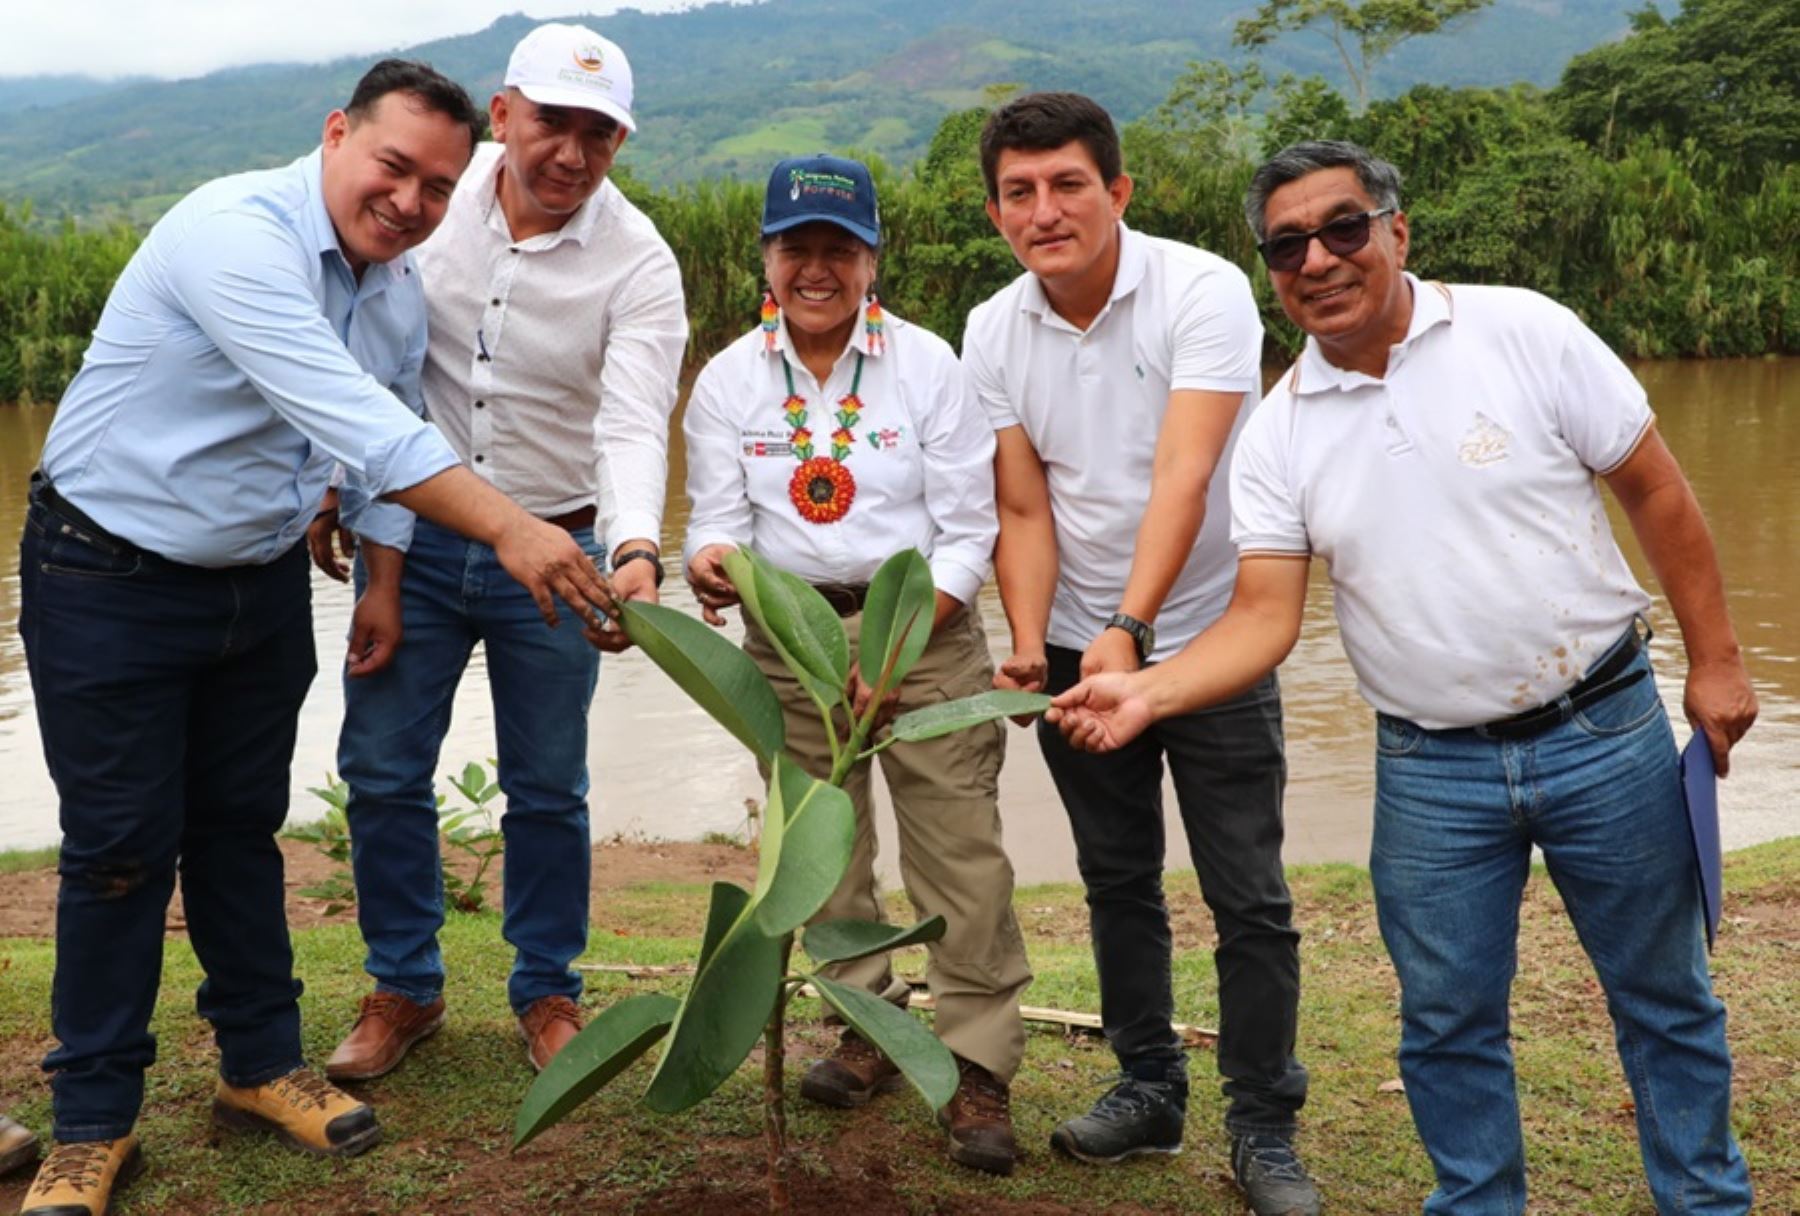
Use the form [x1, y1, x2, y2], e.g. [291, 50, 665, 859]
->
[2, 2, 707, 80]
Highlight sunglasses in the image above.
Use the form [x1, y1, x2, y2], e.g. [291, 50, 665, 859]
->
[1258, 208, 1396, 272]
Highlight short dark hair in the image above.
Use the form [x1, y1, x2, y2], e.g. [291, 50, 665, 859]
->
[1244, 140, 1402, 242]
[346, 59, 486, 151]
[979, 92, 1123, 201]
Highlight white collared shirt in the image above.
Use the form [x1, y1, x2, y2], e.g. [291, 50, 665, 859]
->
[1232, 274, 1654, 728]
[962, 223, 1263, 658]
[682, 312, 996, 604]
[351, 142, 688, 550]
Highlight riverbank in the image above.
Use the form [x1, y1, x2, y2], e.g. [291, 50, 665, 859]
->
[2, 839, 1795, 1214]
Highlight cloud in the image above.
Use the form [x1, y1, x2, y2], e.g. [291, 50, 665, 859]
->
[0, 1, 695, 80]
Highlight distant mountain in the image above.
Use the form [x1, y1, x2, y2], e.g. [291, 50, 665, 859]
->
[0, 0, 1651, 222]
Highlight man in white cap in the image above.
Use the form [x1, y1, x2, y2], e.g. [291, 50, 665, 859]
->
[315, 23, 688, 1080]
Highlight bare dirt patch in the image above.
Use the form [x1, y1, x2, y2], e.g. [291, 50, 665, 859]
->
[0, 838, 759, 939]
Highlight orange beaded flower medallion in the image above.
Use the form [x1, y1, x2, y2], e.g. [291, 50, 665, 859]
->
[789, 457, 857, 523]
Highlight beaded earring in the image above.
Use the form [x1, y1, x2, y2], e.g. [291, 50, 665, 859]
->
[761, 289, 779, 353]
[864, 291, 885, 355]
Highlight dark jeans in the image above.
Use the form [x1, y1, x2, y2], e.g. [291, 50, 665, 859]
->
[1039, 645, 1308, 1135]
[19, 490, 315, 1141]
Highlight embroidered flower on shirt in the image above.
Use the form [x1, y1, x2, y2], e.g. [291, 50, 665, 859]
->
[1457, 412, 1512, 467]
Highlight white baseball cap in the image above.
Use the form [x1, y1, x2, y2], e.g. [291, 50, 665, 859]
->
[504, 23, 636, 133]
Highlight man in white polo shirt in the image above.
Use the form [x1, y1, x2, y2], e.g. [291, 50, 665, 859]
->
[312, 23, 688, 1081]
[963, 92, 1317, 1215]
[1050, 140, 1756, 1215]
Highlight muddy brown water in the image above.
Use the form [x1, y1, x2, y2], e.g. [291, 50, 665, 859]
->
[1, 357, 1794, 880]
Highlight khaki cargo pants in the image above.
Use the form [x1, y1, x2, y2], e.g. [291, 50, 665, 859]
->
[744, 604, 1032, 1081]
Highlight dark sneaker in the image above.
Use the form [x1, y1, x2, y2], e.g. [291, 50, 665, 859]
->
[798, 1029, 903, 1108]
[1049, 1074, 1186, 1163]
[212, 1067, 381, 1157]
[1232, 1132, 1322, 1216]
[937, 1057, 1018, 1176]
[21, 1134, 143, 1216]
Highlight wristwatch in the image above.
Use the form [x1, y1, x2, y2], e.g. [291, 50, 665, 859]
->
[1106, 613, 1155, 663]
[612, 547, 665, 587]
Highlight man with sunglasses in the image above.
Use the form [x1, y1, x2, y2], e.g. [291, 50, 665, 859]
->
[1049, 140, 1756, 1215]
[963, 92, 1317, 1215]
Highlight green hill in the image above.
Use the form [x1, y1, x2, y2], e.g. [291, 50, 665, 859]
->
[0, 0, 1652, 220]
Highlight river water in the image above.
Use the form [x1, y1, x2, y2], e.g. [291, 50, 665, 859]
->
[0, 358, 1794, 882]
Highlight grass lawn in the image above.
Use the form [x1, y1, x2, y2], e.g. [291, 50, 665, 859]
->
[1, 839, 1794, 1214]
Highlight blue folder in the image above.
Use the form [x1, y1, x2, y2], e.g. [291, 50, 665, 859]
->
[1680, 733, 1722, 951]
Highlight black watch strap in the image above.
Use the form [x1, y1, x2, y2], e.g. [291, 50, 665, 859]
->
[1106, 612, 1154, 662]
[612, 547, 665, 587]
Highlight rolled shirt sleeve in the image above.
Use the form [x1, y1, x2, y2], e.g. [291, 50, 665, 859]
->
[594, 247, 688, 549]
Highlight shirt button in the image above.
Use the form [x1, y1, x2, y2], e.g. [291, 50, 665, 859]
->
[490, 298, 501, 307]
[475, 400, 485, 409]
[475, 454, 486, 463]
[1385, 416, 1398, 428]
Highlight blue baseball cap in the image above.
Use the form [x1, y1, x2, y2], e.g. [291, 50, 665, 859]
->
[761, 154, 881, 248]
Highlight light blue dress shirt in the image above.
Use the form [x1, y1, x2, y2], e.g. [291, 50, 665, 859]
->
[39, 148, 460, 568]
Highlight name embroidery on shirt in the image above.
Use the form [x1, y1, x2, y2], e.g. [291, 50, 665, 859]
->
[865, 426, 904, 452]
[1457, 412, 1512, 467]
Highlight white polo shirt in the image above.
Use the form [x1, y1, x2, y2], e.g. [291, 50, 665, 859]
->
[1231, 275, 1654, 729]
[683, 311, 996, 605]
[963, 223, 1263, 659]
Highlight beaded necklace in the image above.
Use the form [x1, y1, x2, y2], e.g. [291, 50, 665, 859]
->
[781, 352, 864, 524]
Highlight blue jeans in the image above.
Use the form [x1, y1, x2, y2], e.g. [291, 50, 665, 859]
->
[1040, 646, 1307, 1136]
[20, 492, 315, 1141]
[1371, 641, 1751, 1215]
[336, 519, 603, 1016]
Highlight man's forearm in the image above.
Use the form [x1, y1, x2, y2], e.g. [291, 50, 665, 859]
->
[1138, 589, 1301, 718]
[1117, 479, 1207, 622]
[1621, 480, 1740, 664]
[387, 466, 528, 548]
[995, 508, 1057, 652]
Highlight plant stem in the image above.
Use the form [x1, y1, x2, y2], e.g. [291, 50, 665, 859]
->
[764, 934, 796, 1215]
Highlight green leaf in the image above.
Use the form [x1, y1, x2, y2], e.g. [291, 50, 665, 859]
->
[858, 550, 935, 698]
[642, 885, 786, 1113]
[460, 761, 486, 795]
[697, 881, 750, 970]
[809, 973, 958, 1111]
[723, 549, 847, 705]
[752, 757, 855, 937]
[512, 993, 679, 1150]
[802, 916, 946, 965]
[891, 690, 1053, 742]
[620, 601, 785, 764]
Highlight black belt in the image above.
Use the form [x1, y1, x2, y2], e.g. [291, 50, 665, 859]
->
[29, 471, 144, 559]
[540, 505, 597, 531]
[1478, 622, 1650, 740]
[812, 583, 869, 617]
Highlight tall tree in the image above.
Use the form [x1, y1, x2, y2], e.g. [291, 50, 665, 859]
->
[1233, 0, 1495, 111]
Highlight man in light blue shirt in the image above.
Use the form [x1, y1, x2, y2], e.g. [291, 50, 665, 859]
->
[18, 58, 619, 1216]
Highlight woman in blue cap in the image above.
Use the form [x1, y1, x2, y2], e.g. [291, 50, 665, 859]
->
[681, 154, 1031, 1175]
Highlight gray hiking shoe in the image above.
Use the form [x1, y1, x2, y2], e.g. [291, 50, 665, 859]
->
[1231, 1132, 1321, 1216]
[1049, 1074, 1186, 1163]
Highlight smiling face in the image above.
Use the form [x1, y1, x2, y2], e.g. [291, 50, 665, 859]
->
[319, 91, 471, 274]
[490, 88, 627, 239]
[1261, 166, 1412, 372]
[986, 140, 1132, 306]
[762, 221, 877, 345]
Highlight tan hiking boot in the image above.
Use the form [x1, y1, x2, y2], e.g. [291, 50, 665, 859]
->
[519, 996, 583, 1073]
[0, 1114, 39, 1177]
[798, 1029, 904, 1109]
[20, 1135, 142, 1216]
[939, 1056, 1019, 1176]
[212, 1067, 380, 1157]
[325, 992, 447, 1082]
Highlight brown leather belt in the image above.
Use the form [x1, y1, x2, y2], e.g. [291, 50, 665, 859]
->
[541, 505, 597, 531]
[812, 583, 869, 617]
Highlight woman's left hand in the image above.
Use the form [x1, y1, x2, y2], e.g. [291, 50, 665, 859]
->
[686, 543, 741, 627]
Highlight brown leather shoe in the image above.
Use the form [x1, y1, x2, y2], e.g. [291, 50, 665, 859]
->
[325, 992, 447, 1081]
[519, 996, 583, 1072]
[798, 1029, 904, 1109]
[212, 1068, 381, 1157]
[20, 1134, 142, 1216]
[939, 1056, 1019, 1176]
[0, 1113, 39, 1177]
